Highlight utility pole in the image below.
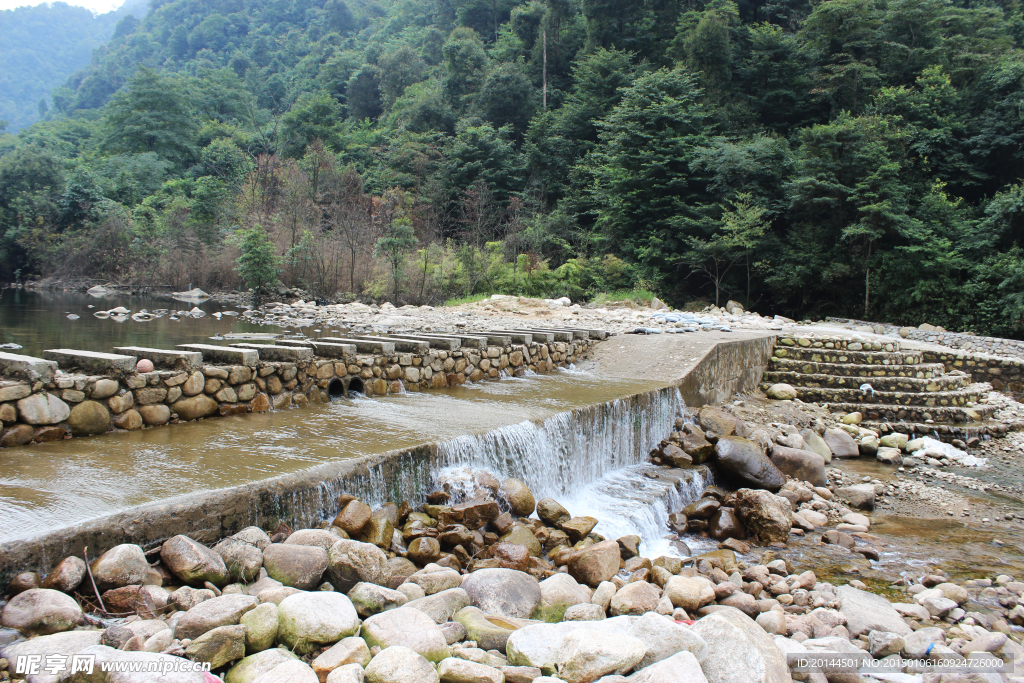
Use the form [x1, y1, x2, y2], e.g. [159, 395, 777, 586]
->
[542, 30, 547, 111]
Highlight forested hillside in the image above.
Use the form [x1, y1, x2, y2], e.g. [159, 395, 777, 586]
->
[0, 0, 147, 131]
[1, 0, 1023, 335]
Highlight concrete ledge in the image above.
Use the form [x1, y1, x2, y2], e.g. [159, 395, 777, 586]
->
[0, 352, 58, 382]
[541, 328, 591, 340]
[276, 340, 357, 358]
[389, 334, 462, 351]
[445, 334, 489, 349]
[485, 330, 533, 344]
[42, 349, 136, 376]
[510, 330, 555, 343]
[351, 335, 428, 354]
[320, 337, 396, 355]
[229, 343, 314, 362]
[520, 329, 572, 342]
[113, 347, 203, 372]
[177, 344, 259, 367]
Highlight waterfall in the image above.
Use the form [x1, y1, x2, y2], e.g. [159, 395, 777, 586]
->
[431, 385, 708, 556]
[434, 386, 685, 497]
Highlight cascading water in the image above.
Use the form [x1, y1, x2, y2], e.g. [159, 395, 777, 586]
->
[428, 385, 710, 556]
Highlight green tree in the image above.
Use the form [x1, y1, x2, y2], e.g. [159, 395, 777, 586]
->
[102, 68, 200, 165]
[683, 193, 769, 305]
[235, 225, 281, 304]
[375, 216, 416, 303]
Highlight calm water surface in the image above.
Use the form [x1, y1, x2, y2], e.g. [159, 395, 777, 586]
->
[0, 288, 273, 356]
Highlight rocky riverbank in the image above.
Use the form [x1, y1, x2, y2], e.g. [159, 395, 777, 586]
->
[2, 398, 1023, 682]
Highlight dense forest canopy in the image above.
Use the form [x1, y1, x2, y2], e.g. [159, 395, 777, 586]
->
[0, 0, 148, 131]
[0, 0, 1023, 335]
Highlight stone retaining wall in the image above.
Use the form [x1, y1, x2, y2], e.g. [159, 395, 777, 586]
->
[921, 350, 1024, 396]
[0, 339, 594, 448]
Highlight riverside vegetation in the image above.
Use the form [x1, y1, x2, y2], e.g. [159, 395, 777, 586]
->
[1, 399, 1022, 683]
[1, 0, 1024, 334]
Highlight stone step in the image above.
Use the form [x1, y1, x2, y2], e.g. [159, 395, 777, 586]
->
[438, 334, 488, 349]
[861, 420, 1010, 442]
[229, 343, 314, 362]
[792, 386, 983, 407]
[777, 335, 902, 352]
[176, 344, 259, 367]
[387, 334, 462, 351]
[484, 331, 533, 344]
[276, 339, 357, 358]
[113, 347, 203, 372]
[450, 333, 511, 347]
[825, 402, 996, 424]
[43, 349, 137, 376]
[318, 337, 396, 355]
[516, 329, 573, 342]
[762, 371, 971, 393]
[768, 358, 946, 379]
[772, 347, 923, 366]
[348, 335, 429, 354]
[0, 351, 57, 382]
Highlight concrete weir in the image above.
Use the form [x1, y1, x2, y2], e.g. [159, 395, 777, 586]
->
[0, 331, 775, 581]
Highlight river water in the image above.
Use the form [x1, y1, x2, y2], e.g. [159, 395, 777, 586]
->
[0, 288, 269, 356]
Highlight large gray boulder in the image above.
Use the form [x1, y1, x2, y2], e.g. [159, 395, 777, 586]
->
[835, 484, 875, 510]
[836, 585, 911, 637]
[533, 573, 590, 623]
[406, 565, 463, 596]
[823, 428, 859, 458]
[505, 617, 634, 672]
[277, 591, 361, 654]
[348, 582, 409, 617]
[629, 651, 709, 683]
[404, 587, 470, 624]
[361, 606, 450, 662]
[0, 588, 83, 635]
[713, 437, 785, 492]
[733, 489, 793, 543]
[175, 594, 259, 640]
[160, 535, 229, 587]
[627, 612, 708, 669]
[64, 645, 209, 682]
[800, 429, 833, 463]
[225, 648, 300, 683]
[554, 629, 647, 683]
[263, 543, 329, 590]
[89, 544, 150, 592]
[328, 539, 391, 593]
[461, 568, 541, 619]
[0, 629, 101, 671]
[364, 645, 440, 683]
[214, 538, 264, 583]
[768, 446, 826, 487]
[689, 607, 789, 683]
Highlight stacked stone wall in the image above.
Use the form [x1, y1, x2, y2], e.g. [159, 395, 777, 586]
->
[0, 339, 594, 448]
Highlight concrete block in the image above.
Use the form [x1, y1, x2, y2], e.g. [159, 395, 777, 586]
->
[0, 352, 58, 382]
[176, 344, 259, 367]
[42, 349, 136, 376]
[113, 347, 203, 372]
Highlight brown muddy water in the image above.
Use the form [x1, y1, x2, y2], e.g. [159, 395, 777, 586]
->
[0, 369, 666, 544]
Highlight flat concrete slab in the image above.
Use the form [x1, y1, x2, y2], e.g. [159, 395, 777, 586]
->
[484, 330, 533, 344]
[177, 344, 259, 367]
[532, 327, 591, 340]
[504, 329, 555, 343]
[0, 352, 57, 382]
[348, 335, 428, 354]
[43, 349, 136, 376]
[442, 334, 491, 349]
[275, 340, 357, 358]
[113, 347, 203, 372]
[319, 337, 396, 355]
[388, 334, 462, 351]
[518, 329, 572, 342]
[229, 343, 313, 362]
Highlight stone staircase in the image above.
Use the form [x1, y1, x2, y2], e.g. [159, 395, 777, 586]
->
[763, 334, 1007, 441]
